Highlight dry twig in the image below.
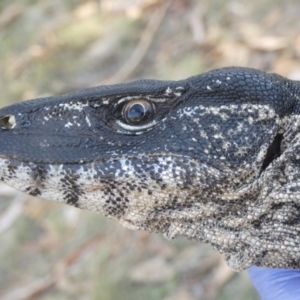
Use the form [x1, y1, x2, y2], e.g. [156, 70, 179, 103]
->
[106, 0, 171, 84]
[1, 235, 105, 300]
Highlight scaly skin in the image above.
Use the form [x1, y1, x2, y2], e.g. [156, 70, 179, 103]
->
[0, 67, 300, 270]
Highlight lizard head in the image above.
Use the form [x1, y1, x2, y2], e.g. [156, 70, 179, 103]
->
[0, 67, 299, 270]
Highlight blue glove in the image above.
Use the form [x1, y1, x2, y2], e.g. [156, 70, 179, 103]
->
[248, 266, 300, 300]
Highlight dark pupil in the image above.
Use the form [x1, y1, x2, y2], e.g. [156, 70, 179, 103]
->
[128, 104, 146, 122]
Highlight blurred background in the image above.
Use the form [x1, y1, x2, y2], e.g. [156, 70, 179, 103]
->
[1, 0, 300, 299]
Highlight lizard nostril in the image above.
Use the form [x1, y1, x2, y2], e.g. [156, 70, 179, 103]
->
[0, 115, 16, 130]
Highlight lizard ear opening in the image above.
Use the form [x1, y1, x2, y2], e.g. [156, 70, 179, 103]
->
[0, 115, 16, 130]
[261, 133, 283, 171]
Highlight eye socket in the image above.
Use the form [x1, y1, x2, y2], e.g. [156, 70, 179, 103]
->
[123, 99, 155, 125]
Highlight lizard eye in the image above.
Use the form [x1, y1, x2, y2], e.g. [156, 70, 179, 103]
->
[123, 100, 155, 125]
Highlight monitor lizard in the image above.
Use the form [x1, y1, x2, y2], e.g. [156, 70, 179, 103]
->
[0, 66, 299, 271]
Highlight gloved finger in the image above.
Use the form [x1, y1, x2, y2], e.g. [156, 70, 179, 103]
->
[247, 266, 300, 300]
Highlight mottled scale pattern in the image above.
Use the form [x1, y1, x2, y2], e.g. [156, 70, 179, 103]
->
[1, 67, 300, 270]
